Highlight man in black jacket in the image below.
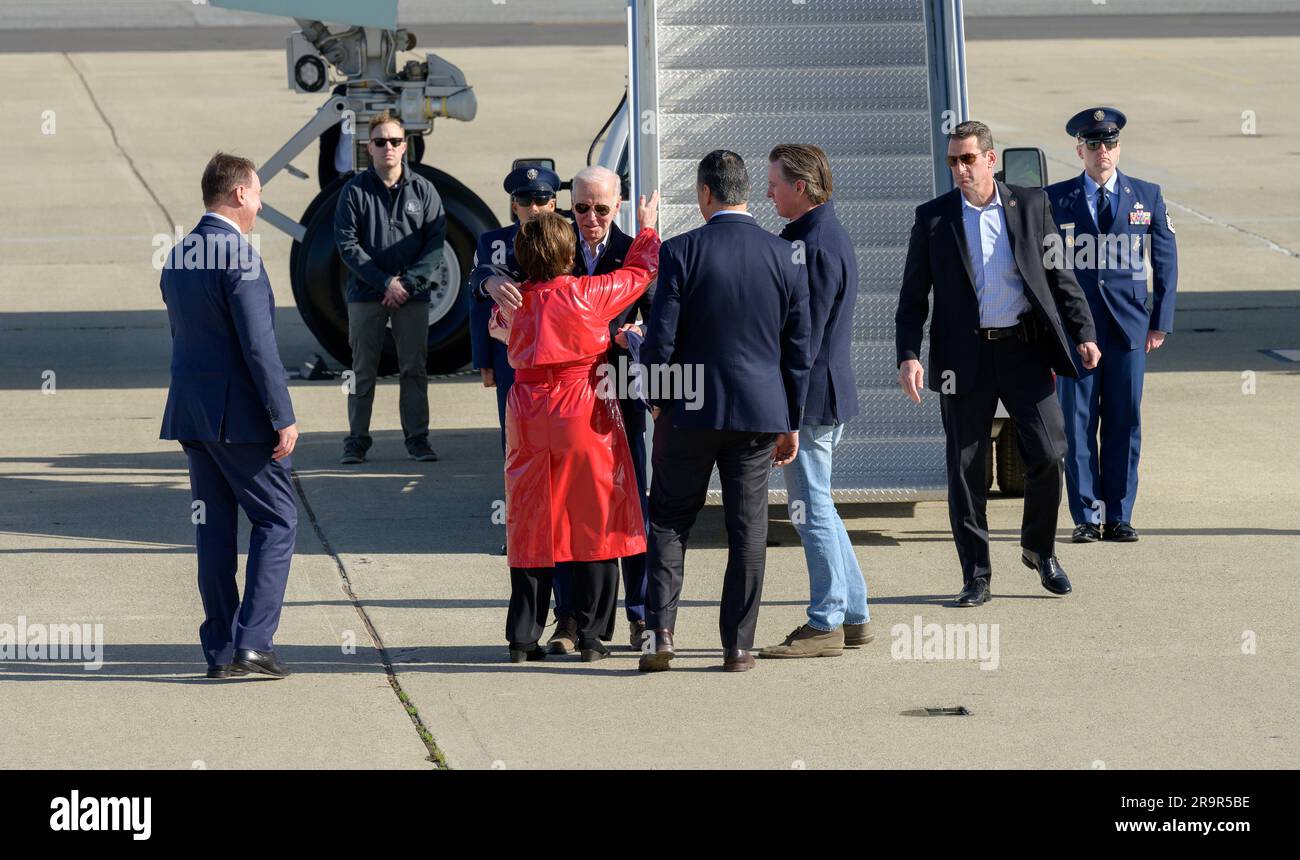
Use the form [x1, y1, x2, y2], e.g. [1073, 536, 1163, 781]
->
[334, 111, 446, 465]
[895, 120, 1099, 607]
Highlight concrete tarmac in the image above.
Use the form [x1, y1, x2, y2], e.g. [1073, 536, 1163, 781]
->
[0, 31, 1296, 768]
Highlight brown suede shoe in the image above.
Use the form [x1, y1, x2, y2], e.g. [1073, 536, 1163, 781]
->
[723, 648, 756, 672]
[547, 614, 578, 655]
[637, 629, 674, 672]
[843, 621, 875, 648]
[628, 619, 647, 652]
[759, 624, 844, 658]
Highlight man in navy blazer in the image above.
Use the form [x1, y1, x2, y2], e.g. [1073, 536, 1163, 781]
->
[160, 152, 298, 680]
[638, 150, 812, 674]
[757, 144, 872, 660]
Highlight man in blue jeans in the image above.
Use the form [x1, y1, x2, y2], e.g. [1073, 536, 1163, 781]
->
[759, 144, 871, 658]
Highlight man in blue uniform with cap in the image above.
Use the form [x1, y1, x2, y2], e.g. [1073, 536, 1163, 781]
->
[468, 164, 561, 454]
[1045, 107, 1178, 543]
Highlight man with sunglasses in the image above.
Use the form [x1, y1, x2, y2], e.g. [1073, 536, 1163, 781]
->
[335, 110, 446, 465]
[895, 120, 1099, 608]
[1046, 108, 1178, 545]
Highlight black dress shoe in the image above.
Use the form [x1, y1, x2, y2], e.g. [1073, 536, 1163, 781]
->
[1103, 521, 1139, 542]
[1072, 523, 1102, 543]
[205, 664, 249, 679]
[722, 648, 755, 672]
[953, 578, 991, 607]
[508, 643, 546, 663]
[579, 638, 610, 662]
[232, 648, 291, 678]
[1022, 550, 1072, 595]
[637, 629, 675, 672]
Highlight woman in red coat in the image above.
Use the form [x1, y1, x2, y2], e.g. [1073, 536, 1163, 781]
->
[490, 193, 660, 662]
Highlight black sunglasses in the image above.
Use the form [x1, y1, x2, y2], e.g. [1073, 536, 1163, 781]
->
[1084, 138, 1120, 151]
[573, 202, 612, 217]
[513, 193, 554, 207]
[370, 137, 405, 148]
[945, 152, 983, 167]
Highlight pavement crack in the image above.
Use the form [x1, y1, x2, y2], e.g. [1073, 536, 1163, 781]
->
[290, 469, 449, 769]
[1164, 198, 1299, 259]
[63, 52, 177, 231]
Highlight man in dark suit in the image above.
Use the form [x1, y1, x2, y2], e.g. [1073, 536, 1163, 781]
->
[160, 152, 298, 679]
[895, 121, 1100, 608]
[639, 150, 811, 673]
[569, 165, 650, 652]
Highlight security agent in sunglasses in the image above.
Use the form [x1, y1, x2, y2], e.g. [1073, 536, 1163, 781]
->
[468, 164, 561, 456]
[895, 120, 1099, 608]
[1044, 107, 1178, 545]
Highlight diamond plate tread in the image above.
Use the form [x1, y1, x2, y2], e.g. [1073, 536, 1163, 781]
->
[657, 67, 929, 113]
[657, 112, 932, 159]
[657, 201, 920, 245]
[657, 0, 925, 26]
[656, 22, 926, 70]
[657, 156, 934, 205]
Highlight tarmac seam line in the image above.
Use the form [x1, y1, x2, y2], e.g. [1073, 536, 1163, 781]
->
[289, 469, 450, 770]
[62, 51, 177, 231]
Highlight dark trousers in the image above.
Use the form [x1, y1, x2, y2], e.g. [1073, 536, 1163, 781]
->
[508, 560, 618, 646]
[553, 395, 649, 623]
[1057, 312, 1145, 525]
[181, 440, 297, 666]
[346, 300, 430, 449]
[644, 417, 777, 651]
[939, 336, 1068, 585]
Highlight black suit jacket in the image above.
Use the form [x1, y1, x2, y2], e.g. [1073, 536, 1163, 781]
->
[642, 212, 811, 432]
[895, 182, 1096, 394]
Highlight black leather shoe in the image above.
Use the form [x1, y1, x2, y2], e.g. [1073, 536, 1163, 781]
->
[1072, 523, 1102, 543]
[579, 638, 610, 662]
[953, 578, 992, 607]
[232, 648, 291, 678]
[205, 664, 248, 679]
[722, 649, 755, 672]
[637, 629, 675, 672]
[1022, 550, 1072, 595]
[508, 643, 546, 663]
[1104, 521, 1139, 542]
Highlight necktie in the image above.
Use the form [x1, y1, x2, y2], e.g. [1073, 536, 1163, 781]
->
[1096, 186, 1113, 233]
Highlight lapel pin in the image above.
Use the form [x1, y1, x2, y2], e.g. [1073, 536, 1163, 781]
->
[1134, 202, 1144, 209]
[1124, 187, 1131, 193]
[1008, 198, 1017, 207]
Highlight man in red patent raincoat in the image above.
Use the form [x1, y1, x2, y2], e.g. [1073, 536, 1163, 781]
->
[489, 192, 660, 662]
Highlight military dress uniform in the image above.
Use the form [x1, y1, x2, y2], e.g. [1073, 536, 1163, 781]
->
[1045, 108, 1178, 542]
[468, 165, 561, 452]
